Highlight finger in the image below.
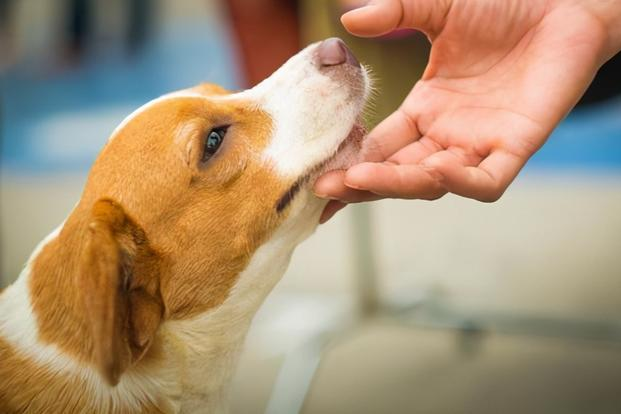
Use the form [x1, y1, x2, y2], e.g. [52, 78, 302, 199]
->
[341, 0, 404, 37]
[314, 170, 346, 199]
[387, 136, 444, 165]
[361, 107, 421, 162]
[319, 201, 347, 224]
[345, 162, 447, 200]
[422, 150, 526, 202]
[341, 0, 451, 38]
[314, 170, 385, 203]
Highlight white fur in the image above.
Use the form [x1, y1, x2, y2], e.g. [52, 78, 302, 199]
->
[248, 42, 370, 178]
[0, 225, 62, 357]
[0, 223, 70, 368]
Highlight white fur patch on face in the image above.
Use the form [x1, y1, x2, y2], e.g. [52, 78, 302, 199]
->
[242, 42, 370, 179]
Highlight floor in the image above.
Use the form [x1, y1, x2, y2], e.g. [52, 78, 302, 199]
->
[300, 321, 621, 414]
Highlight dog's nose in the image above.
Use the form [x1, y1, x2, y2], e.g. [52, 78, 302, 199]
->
[317, 38, 360, 68]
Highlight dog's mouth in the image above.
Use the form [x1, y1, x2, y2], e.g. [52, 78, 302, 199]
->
[274, 120, 366, 213]
[319, 119, 366, 174]
[303, 118, 367, 184]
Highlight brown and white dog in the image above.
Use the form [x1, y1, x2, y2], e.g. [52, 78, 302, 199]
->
[0, 38, 369, 413]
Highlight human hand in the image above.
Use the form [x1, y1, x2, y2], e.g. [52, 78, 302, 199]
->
[316, 0, 621, 223]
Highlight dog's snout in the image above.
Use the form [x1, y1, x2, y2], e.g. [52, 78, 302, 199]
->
[317, 38, 360, 68]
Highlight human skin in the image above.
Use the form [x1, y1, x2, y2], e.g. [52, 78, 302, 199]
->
[314, 0, 621, 222]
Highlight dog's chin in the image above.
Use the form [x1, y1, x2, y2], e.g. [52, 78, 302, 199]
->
[316, 120, 366, 176]
[278, 120, 365, 213]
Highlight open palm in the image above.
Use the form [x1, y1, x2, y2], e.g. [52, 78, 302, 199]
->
[315, 0, 618, 220]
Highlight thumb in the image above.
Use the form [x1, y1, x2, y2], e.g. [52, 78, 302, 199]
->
[341, 0, 452, 38]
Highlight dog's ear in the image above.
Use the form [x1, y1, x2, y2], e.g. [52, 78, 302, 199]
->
[79, 199, 163, 386]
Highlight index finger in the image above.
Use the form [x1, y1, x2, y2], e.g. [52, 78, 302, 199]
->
[361, 107, 421, 162]
[422, 149, 526, 202]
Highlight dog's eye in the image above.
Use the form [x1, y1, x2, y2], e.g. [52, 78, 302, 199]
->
[202, 127, 227, 162]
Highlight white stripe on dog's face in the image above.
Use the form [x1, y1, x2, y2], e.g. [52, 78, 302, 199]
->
[243, 41, 370, 178]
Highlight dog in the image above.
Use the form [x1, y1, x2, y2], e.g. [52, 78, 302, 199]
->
[0, 38, 369, 413]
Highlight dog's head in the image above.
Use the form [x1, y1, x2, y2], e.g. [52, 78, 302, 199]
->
[72, 38, 369, 384]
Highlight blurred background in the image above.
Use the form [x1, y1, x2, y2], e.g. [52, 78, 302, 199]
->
[1, 0, 620, 413]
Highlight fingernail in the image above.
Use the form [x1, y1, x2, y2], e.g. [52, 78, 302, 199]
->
[313, 191, 342, 201]
[344, 172, 366, 190]
[319, 202, 347, 224]
[344, 181, 364, 190]
[342, 2, 375, 19]
[319, 212, 333, 225]
[343, 162, 375, 190]
[341, 0, 372, 12]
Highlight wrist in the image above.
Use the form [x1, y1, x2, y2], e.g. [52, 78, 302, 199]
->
[581, 0, 621, 62]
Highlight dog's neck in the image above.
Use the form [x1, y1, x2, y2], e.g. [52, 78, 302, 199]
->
[0, 213, 306, 413]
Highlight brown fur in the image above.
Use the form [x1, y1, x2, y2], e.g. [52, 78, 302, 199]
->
[80, 198, 164, 385]
[4, 84, 296, 411]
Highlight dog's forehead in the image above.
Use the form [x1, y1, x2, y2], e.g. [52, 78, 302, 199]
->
[108, 81, 244, 138]
[109, 92, 210, 141]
